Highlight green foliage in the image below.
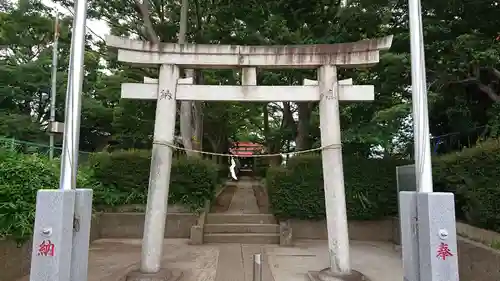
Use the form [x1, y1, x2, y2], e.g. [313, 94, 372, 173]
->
[0, 3, 113, 151]
[88, 150, 150, 206]
[0, 149, 91, 243]
[433, 139, 500, 232]
[88, 150, 219, 212]
[4, 0, 499, 160]
[267, 140, 500, 232]
[3, 0, 500, 240]
[170, 157, 219, 211]
[267, 154, 408, 220]
[0, 148, 219, 243]
[0, 137, 92, 162]
[0, 150, 54, 243]
[254, 157, 269, 178]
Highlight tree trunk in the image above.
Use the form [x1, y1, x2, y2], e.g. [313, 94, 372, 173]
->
[192, 71, 204, 152]
[177, 0, 201, 157]
[180, 100, 195, 155]
[134, 0, 200, 157]
[295, 102, 313, 150]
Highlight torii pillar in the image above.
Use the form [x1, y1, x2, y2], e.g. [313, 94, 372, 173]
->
[106, 35, 393, 281]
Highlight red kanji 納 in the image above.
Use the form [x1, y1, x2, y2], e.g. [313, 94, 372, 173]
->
[37, 240, 55, 257]
[436, 242, 453, 260]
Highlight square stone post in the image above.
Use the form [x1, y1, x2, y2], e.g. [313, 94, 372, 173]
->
[29, 190, 75, 281]
[313, 65, 367, 281]
[140, 64, 179, 273]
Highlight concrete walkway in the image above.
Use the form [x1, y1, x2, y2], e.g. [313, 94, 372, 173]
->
[17, 239, 403, 281]
[266, 240, 403, 281]
[214, 244, 274, 281]
[226, 178, 260, 214]
[213, 178, 275, 280]
[16, 239, 219, 281]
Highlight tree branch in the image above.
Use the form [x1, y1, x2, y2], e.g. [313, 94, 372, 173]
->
[478, 83, 500, 102]
[490, 67, 500, 80]
[454, 76, 500, 103]
[134, 0, 159, 43]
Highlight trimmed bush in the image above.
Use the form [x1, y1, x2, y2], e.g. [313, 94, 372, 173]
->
[433, 139, 500, 232]
[0, 148, 219, 243]
[0, 149, 92, 243]
[267, 154, 408, 220]
[170, 157, 219, 210]
[254, 157, 269, 178]
[88, 150, 150, 207]
[267, 139, 500, 232]
[88, 150, 219, 212]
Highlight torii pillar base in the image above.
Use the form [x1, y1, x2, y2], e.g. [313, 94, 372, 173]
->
[308, 269, 370, 281]
[125, 269, 184, 281]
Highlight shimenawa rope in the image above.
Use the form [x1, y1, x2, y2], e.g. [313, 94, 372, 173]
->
[152, 140, 341, 158]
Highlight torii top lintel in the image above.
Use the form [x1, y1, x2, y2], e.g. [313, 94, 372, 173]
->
[105, 35, 393, 69]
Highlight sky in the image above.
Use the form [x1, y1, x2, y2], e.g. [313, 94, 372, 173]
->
[41, 0, 110, 40]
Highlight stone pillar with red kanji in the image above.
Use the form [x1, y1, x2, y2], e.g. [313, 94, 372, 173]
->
[416, 192, 459, 281]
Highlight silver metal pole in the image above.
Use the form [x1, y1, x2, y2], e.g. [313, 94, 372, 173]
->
[404, 3, 459, 281]
[408, 0, 433, 192]
[253, 253, 262, 281]
[59, 0, 88, 190]
[49, 13, 59, 160]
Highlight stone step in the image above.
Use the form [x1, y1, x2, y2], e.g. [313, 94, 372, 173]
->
[205, 223, 279, 234]
[225, 180, 238, 187]
[206, 214, 276, 224]
[204, 233, 280, 244]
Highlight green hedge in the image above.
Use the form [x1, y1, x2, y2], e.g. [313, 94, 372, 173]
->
[267, 154, 408, 220]
[88, 150, 219, 212]
[5, 138, 500, 243]
[267, 139, 500, 233]
[254, 157, 269, 178]
[433, 139, 500, 232]
[0, 149, 219, 243]
[0, 149, 92, 243]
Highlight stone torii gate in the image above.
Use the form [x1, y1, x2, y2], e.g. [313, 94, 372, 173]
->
[106, 35, 392, 281]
